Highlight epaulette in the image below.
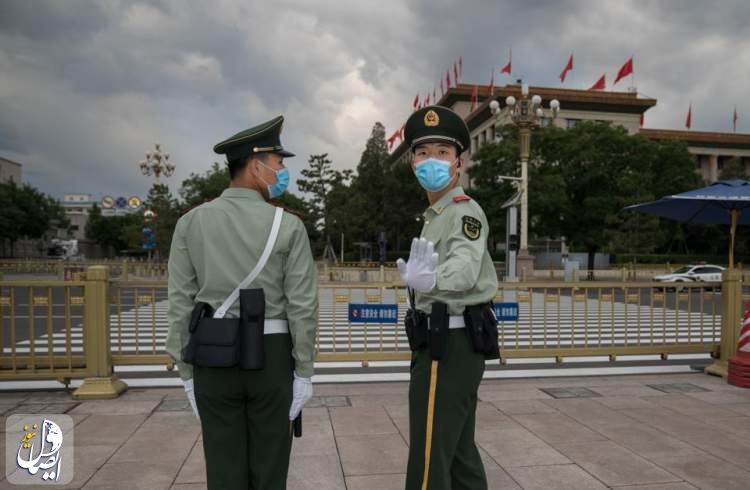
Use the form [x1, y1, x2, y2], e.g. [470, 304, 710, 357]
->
[452, 195, 471, 203]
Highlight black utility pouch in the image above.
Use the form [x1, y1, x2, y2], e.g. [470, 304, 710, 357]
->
[239, 288, 265, 370]
[182, 302, 214, 364]
[428, 302, 449, 360]
[191, 318, 240, 367]
[481, 304, 501, 360]
[464, 304, 485, 355]
[405, 309, 428, 351]
[463, 304, 500, 360]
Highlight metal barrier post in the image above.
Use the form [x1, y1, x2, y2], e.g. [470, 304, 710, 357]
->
[73, 266, 128, 399]
[705, 269, 743, 378]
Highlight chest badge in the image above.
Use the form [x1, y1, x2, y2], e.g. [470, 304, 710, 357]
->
[424, 110, 440, 127]
[462, 215, 481, 240]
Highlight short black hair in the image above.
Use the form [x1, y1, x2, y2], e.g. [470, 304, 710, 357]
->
[228, 153, 269, 180]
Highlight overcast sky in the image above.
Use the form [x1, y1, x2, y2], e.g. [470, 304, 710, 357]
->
[1, 0, 748, 201]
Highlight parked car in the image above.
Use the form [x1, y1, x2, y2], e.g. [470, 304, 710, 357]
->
[653, 264, 725, 290]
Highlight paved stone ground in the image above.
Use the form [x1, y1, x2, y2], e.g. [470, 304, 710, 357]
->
[3, 372, 750, 489]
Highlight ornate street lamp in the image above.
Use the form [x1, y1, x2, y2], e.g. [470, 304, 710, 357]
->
[490, 83, 559, 276]
[138, 143, 175, 184]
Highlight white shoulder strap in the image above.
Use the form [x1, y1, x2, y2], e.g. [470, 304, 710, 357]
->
[213, 207, 284, 319]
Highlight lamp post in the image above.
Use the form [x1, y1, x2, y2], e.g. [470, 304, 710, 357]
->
[138, 143, 175, 184]
[489, 83, 559, 277]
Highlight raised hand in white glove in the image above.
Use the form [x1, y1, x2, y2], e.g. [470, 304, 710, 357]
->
[183, 378, 199, 419]
[396, 237, 439, 293]
[289, 372, 313, 420]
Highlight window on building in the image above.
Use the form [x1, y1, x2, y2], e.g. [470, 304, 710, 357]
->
[70, 225, 79, 231]
[472, 136, 478, 154]
[479, 132, 486, 146]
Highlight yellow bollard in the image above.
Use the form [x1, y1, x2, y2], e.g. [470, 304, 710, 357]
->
[705, 269, 743, 379]
[73, 266, 128, 399]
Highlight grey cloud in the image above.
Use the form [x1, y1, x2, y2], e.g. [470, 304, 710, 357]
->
[0, 0, 748, 200]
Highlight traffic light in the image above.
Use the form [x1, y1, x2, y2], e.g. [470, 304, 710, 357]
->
[508, 234, 519, 252]
[142, 226, 155, 251]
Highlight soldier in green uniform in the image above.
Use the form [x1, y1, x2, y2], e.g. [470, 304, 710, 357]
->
[165, 115, 318, 490]
[397, 106, 498, 490]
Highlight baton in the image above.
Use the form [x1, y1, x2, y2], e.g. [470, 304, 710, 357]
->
[293, 412, 302, 437]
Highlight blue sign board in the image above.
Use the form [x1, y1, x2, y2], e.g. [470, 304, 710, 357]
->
[348, 304, 399, 324]
[494, 302, 519, 321]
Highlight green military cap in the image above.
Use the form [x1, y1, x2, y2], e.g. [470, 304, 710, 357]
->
[213, 115, 295, 161]
[404, 105, 471, 152]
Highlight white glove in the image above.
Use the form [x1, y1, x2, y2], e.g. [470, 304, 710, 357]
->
[289, 372, 313, 420]
[396, 237, 439, 293]
[183, 378, 199, 419]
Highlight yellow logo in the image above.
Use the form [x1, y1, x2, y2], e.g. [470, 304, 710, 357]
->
[424, 110, 440, 127]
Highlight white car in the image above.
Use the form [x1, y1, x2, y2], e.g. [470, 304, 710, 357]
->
[653, 264, 725, 284]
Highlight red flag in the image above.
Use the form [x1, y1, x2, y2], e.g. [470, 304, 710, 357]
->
[458, 57, 463, 81]
[588, 74, 606, 90]
[412, 93, 419, 110]
[639, 112, 644, 128]
[454, 62, 459, 85]
[613, 57, 633, 85]
[387, 130, 399, 150]
[424, 93, 430, 107]
[470, 85, 479, 112]
[685, 104, 692, 130]
[733, 106, 738, 132]
[440, 79, 444, 97]
[446, 70, 451, 90]
[559, 54, 573, 83]
[487, 69, 495, 97]
[500, 48, 512, 74]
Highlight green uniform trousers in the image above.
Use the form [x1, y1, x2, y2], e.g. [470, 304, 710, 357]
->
[195, 333, 294, 490]
[406, 330, 487, 490]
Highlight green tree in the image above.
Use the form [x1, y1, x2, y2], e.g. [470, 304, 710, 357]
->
[469, 121, 702, 273]
[296, 153, 353, 255]
[85, 204, 142, 254]
[179, 162, 230, 210]
[719, 157, 748, 180]
[0, 181, 69, 257]
[144, 183, 179, 259]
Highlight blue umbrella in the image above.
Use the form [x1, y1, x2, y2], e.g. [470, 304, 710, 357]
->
[624, 180, 750, 268]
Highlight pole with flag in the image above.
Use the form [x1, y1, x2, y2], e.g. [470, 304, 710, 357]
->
[440, 79, 444, 97]
[500, 48, 512, 75]
[589, 74, 606, 90]
[613, 56, 633, 86]
[559, 53, 573, 84]
[487, 69, 495, 97]
[733, 106, 738, 133]
[458, 57, 463, 83]
[454, 62, 459, 86]
[412, 93, 419, 111]
[686, 103, 692, 130]
[446, 70, 451, 90]
[470, 85, 479, 112]
[433, 85, 437, 103]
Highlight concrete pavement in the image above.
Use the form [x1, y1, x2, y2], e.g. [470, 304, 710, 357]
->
[3, 372, 750, 489]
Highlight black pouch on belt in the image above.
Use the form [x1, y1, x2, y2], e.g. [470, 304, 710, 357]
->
[239, 288, 265, 370]
[405, 309, 428, 351]
[182, 302, 215, 365]
[189, 317, 240, 367]
[463, 303, 500, 359]
[428, 302, 449, 360]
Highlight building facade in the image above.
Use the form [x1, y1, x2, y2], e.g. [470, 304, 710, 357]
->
[0, 157, 22, 183]
[390, 83, 750, 188]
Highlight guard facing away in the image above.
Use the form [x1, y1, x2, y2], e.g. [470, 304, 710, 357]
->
[165, 115, 318, 489]
[398, 106, 500, 490]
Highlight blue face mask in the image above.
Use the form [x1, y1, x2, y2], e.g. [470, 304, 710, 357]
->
[258, 161, 290, 199]
[415, 158, 456, 192]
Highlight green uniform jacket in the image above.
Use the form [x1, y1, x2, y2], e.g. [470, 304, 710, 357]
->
[416, 186, 498, 315]
[165, 187, 318, 380]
